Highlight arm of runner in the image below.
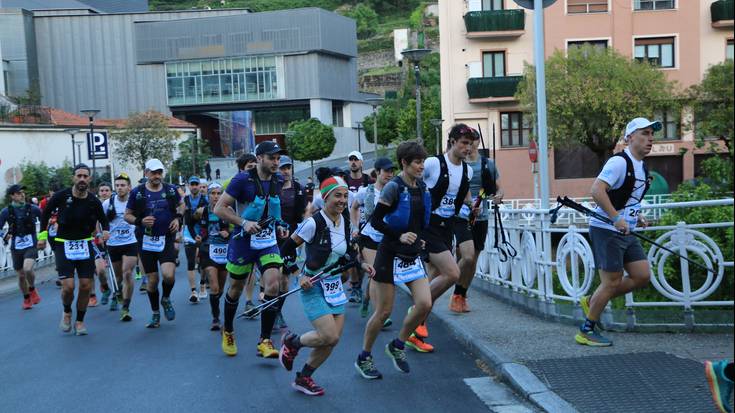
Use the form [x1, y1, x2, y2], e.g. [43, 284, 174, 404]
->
[349, 197, 361, 236]
[94, 198, 110, 241]
[213, 192, 260, 234]
[170, 198, 184, 233]
[590, 179, 629, 234]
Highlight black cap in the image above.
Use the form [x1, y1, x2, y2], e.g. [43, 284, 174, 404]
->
[331, 167, 347, 177]
[374, 157, 395, 171]
[255, 141, 287, 156]
[6, 184, 25, 196]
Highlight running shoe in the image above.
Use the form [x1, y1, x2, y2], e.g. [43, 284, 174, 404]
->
[385, 342, 410, 373]
[293, 373, 325, 396]
[414, 322, 428, 339]
[575, 329, 612, 347]
[462, 296, 471, 313]
[257, 339, 279, 358]
[59, 313, 72, 332]
[279, 332, 300, 371]
[382, 318, 393, 329]
[74, 323, 88, 336]
[189, 291, 199, 304]
[120, 309, 132, 322]
[406, 334, 434, 353]
[222, 331, 237, 356]
[161, 298, 176, 321]
[146, 313, 161, 328]
[705, 360, 734, 413]
[198, 287, 208, 300]
[210, 319, 221, 331]
[22, 297, 32, 310]
[449, 294, 464, 313]
[349, 287, 362, 304]
[355, 355, 382, 380]
[100, 290, 111, 306]
[88, 295, 98, 307]
[109, 295, 119, 311]
[360, 300, 370, 318]
[134, 267, 142, 280]
[30, 289, 41, 305]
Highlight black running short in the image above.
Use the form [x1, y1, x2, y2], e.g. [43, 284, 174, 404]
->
[198, 246, 226, 271]
[423, 219, 454, 255]
[53, 240, 95, 280]
[185, 244, 198, 271]
[453, 218, 473, 246]
[471, 220, 489, 252]
[372, 242, 423, 285]
[107, 243, 139, 263]
[11, 247, 37, 270]
[358, 235, 379, 252]
[139, 235, 177, 274]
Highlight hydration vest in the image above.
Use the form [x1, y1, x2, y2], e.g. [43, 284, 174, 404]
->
[304, 211, 352, 272]
[240, 172, 282, 223]
[429, 154, 470, 216]
[131, 184, 179, 218]
[607, 151, 651, 211]
[7, 204, 34, 236]
[384, 176, 431, 232]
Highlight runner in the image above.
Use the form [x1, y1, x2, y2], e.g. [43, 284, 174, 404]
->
[355, 142, 433, 379]
[124, 159, 184, 329]
[279, 176, 375, 395]
[183, 176, 208, 303]
[576, 118, 658, 346]
[214, 141, 289, 358]
[449, 132, 502, 313]
[38, 164, 110, 335]
[90, 182, 113, 308]
[196, 183, 230, 331]
[344, 151, 373, 304]
[350, 157, 394, 326]
[0, 184, 43, 309]
[102, 173, 138, 321]
[412, 124, 477, 351]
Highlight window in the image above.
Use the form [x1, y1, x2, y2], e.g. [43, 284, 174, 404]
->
[332, 104, 344, 127]
[634, 37, 675, 68]
[568, 40, 608, 50]
[482, 0, 503, 10]
[634, 0, 675, 11]
[482, 51, 505, 78]
[567, 0, 608, 14]
[653, 110, 680, 140]
[500, 112, 531, 147]
[727, 39, 734, 61]
[554, 146, 604, 179]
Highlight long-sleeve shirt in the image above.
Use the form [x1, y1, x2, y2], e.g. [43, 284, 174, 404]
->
[41, 188, 109, 241]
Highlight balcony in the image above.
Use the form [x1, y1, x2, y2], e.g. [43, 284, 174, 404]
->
[463, 10, 525, 39]
[466, 76, 523, 103]
[711, 0, 734, 28]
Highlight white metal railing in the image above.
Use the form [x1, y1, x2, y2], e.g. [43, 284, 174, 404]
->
[476, 198, 734, 326]
[0, 222, 55, 275]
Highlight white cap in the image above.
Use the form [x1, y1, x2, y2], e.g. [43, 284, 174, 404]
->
[145, 158, 165, 172]
[624, 117, 662, 141]
[347, 151, 363, 161]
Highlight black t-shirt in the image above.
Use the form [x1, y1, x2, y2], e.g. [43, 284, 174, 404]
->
[41, 188, 108, 240]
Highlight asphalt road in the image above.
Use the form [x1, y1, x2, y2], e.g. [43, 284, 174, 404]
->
[0, 256, 509, 412]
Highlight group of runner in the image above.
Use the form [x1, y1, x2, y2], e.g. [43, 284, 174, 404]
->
[1, 118, 731, 409]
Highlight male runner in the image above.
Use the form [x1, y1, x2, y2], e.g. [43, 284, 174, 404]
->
[417, 124, 478, 351]
[124, 159, 184, 329]
[449, 132, 503, 313]
[344, 151, 373, 304]
[39, 164, 110, 335]
[90, 182, 113, 307]
[102, 173, 138, 321]
[183, 176, 208, 303]
[576, 118, 658, 346]
[214, 141, 289, 358]
[0, 185, 43, 309]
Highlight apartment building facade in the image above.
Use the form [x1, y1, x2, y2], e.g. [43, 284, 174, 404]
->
[438, 0, 734, 199]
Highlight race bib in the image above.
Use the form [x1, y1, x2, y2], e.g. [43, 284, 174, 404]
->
[436, 192, 457, 218]
[142, 235, 165, 252]
[110, 223, 136, 245]
[64, 240, 90, 261]
[209, 244, 228, 265]
[48, 224, 58, 237]
[393, 256, 425, 285]
[458, 204, 471, 220]
[14, 234, 33, 250]
[624, 206, 641, 229]
[320, 275, 347, 306]
[250, 226, 276, 250]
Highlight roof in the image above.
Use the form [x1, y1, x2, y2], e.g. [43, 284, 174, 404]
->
[47, 108, 196, 129]
[0, 0, 96, 11]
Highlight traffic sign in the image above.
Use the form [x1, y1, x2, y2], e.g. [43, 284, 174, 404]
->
[528, 139, 538, 163]
[87, 131, 109, 160]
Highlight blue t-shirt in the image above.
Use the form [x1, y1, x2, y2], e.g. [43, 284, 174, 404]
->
[226, 170, 284, 225]
[126, 185, 181, 237]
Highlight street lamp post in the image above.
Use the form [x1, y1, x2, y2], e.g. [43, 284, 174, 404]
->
[401, 48, 432, 146]
[365, 97, 384, 157]
[75, 141, 83, 167]
[354, 121, 363, 153]
[64, 128, 80, 165]
[429, 119, 443, 155]
[80, 109, 100, 185]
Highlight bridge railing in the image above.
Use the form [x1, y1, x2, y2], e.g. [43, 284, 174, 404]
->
[0, 222, 55, 276]
[476, 198, 734, 329]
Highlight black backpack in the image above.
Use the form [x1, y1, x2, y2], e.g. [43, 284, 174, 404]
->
[304, 211, 354, 272]
[607, 151, 651, 210]
[429, 155, 470, 216]
[131, 183, 179, 218]
[7, 204, 34, 236]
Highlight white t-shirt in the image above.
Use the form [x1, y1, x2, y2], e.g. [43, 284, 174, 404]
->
[103, 195, 137, 246]
[423, 153, 473, 218]
[589, 148, 647, 232]
[353, 185, 383, 243]
[295, 210, 348, 258]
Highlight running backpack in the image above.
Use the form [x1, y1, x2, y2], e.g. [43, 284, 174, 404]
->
[607, 151, 651, 210]
[7, 204, 34, 236]
[304, 211, 353, 272]
[429, 155, 470, 215]
[131, 184, 179, 218]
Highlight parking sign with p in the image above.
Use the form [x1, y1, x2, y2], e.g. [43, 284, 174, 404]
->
[87, 132, 108, 160]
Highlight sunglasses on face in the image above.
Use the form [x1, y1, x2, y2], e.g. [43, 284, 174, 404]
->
[349, 157, 360, 162]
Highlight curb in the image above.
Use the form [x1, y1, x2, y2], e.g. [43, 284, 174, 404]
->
[397, 284, 578, 413]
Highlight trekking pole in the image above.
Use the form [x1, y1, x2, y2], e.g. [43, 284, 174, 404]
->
[104, 246, 119, 294]
[237, 260, 358, 319]
[554, 196, 716, 273]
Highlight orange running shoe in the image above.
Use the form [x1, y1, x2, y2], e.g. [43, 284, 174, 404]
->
[414, 322, 429, 339]
[22, 297, 32, 310]
[449, 294, 464, 313]
[406, 334, 434, 353]
[30, 289, 41, 305]
[462, 296, 471, 313]
[88, 295, 98, 307]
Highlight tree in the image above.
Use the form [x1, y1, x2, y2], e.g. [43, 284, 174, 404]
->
[110, 111, 178, 172]
[361, 101, 400, 146]
[516, 45, 677, 165]
[689, 60, 733, 153]
[171, 134, 212, 182]
[17, 160, 74, 198]
[340, 4, 379, 39]
[285, 118, 336, 164]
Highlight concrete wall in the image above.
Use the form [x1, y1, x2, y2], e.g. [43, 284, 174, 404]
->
[699, 0, 734, 79]
[0, 8, 39, 97]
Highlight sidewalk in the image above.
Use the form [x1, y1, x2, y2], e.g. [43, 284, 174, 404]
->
[424, 276, 734, 413]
